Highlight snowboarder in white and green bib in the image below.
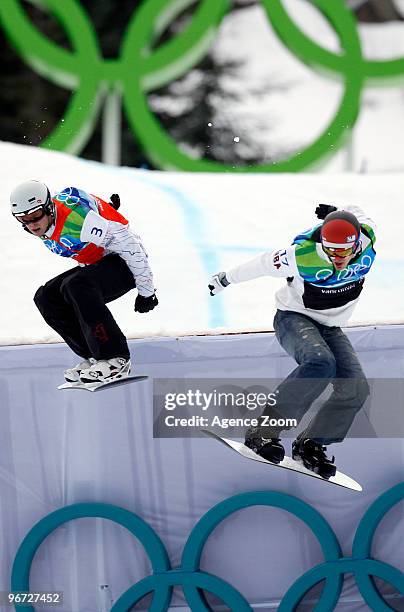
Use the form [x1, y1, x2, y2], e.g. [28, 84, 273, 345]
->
[209, 204, 376, 479]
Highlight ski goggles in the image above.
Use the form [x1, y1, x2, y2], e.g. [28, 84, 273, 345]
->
[323, 245, 356, 259]
[14, 206, 48, 225]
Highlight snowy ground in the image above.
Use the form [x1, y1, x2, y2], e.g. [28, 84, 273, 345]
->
[1, 141, 403, 346]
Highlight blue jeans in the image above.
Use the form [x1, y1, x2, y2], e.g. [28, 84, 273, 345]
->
[264, 310, 369, 445]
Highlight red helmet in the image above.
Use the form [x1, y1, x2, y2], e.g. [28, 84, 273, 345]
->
[321, 210, 360, 249]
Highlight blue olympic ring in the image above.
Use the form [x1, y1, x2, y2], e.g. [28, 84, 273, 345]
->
[11, 484, 404, 611]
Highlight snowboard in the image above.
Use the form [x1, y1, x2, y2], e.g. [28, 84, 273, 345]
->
[202, 430, 362, 492]
[58, 375, 148, 392]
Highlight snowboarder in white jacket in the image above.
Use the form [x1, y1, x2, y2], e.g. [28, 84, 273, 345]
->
[10, 181, 158, 385]
[209, 204, 376, 478]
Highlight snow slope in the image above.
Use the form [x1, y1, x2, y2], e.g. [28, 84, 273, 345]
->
[1, 141, 403, 345]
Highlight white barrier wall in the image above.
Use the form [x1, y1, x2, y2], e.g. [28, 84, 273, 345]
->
[0, 327, 403, 611]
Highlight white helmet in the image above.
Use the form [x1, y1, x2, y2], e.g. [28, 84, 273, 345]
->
[10, 180, 53, 218]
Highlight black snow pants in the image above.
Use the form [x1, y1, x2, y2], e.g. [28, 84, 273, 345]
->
[33, 255, 136, 361]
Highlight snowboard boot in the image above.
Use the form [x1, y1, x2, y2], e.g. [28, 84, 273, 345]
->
[64, 358, 95, 383]
[79, 357, 131, 384]
[292, 438, 337, 479]
[244, 426, 285, 464]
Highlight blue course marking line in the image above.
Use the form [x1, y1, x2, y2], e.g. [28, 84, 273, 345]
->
[131, 173, 227, 328]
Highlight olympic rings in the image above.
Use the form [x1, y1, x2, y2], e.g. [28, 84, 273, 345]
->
[280, 558, 404, 612]
[122, 0, 363, 172]
[353, 482, 404, 609]
[112, 571, 251, 611]
[10, 484, 404, 611]
[180, 490, 342, 609]
[0, 0, 101, 153]
[11, 503, 172, 612]
[0, 0, 404, 170]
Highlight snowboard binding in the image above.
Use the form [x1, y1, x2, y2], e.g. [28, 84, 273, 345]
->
[292, 438, 336, 479]
[244, 427, 285, 464]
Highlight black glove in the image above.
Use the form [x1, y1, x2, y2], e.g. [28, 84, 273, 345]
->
[109, 193, 121, 210]
[315, 204, 337, 220]
[135, 293, 158, 313]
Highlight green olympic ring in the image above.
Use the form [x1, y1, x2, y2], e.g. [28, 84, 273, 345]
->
[11, 484, 404, 611]
[1, 0, 404, 171]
